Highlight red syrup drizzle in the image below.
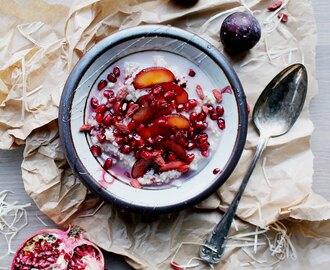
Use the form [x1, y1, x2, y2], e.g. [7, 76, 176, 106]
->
[99, 169, 115, 189]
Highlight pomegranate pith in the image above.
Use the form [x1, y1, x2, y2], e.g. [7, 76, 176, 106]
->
[11, 227, 104, 270]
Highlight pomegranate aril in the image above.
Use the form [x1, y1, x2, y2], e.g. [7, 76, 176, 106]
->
[155, 135, 164, 143]
[216, 105, 224, 116]
[164, 90, 176, 101]
[113, 66, 120, 77]
[176, 104, 185, 112]
[90, 145, 101, 157]
[103, 89, 114, 98]
[202, 150, 210, 157]
[107, 73, 117, 83]
[120, 145, 131, 154]
[188, 99, 198, 109]
[210, 113, 218, 120]
[95, 113, 104, 124]
[108, 97, 116, 104]
[187, 142, 195, 150]
[189, 112, 198, 122]
[217, 118, 225, 130]
[115, 136, 124, 146]
[188, 69, 196, 77]
[207, 104, 215, 114]
[141, 150, 153, 160]
[197, 112, 207, 121]
[96, 104, 107, 114]
[103, 114, 112, 126]
[97, 80, 107, 91]
[195, 121, 208, 130]
[186, 153, 195, 163]
[134, 151, 141, 159]
[90, 97, 99, 108]
[152, 85, 163, 95]
[127, 121, 138, 131]
[97, 133, 106, 144]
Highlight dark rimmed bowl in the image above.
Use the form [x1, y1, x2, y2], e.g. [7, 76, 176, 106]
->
[59, 25, 248, 215]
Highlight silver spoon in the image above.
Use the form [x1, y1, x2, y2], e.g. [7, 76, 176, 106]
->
[200, 63, 308, 265]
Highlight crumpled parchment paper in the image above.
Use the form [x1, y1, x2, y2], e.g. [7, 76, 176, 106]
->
[2, 0, 330, 269]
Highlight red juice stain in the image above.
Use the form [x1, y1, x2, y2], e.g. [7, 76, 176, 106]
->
[99, 169, 115, 189]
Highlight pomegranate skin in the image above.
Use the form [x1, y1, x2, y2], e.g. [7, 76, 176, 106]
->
[11, 227, 104, 270]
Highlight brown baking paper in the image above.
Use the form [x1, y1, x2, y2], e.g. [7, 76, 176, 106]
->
[2, 0, 330, 268]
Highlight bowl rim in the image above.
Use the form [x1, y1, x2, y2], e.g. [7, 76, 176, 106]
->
[59, 24, 248, 214]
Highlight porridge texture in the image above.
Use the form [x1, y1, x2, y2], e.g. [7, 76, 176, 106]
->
[80, 51, 230, 187]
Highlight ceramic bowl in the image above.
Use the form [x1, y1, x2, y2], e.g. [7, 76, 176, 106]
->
[59, 25, 248, 214]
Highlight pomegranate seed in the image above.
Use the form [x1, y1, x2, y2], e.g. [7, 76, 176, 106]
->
[103, 114, 112, 126]
[187, 142, 195, 150]
[120, 145, 131, 154]
[79, 123, 92, 132]
[147, 137, 155, 145]
[158, 100, 169, 110]
[188, 99, 198, 109]
[170, 100, 177, 110]
[97, 80, 107, 90]
[180, 139, 188, 147]
[170, 134, 176, 141]
[112, 116, 119, 124]
[107, 73, 117, 83]
[97, 133, 106, 144]
[103, 158, 113, 170]
[95, 113, 104, 123]
[267, 0, 282, 11]
[103, 89, 114, 98]
[152, 85, 163, 95]
[189, 112, 198, 122]
[115, 136, 124, 145]
[195, 121, 208, 130]
[155, 135, 164, 143]
[217, 118, 225, 130]
[90, 145, 101, 156]
[146, 93, 154, 101]
[108, 97, 116, 104]
[207, 104, 215, 114]
[213, 168, 221, 175]
[186, 153, 195, 163]
[164, 90, 176, 101]
[90, 97, 99, 109]
[210, 113, 218, 120]
[202, 150, 210, 157]
[278, 12, 289, 23]
[113, 102, 122, 115]
[113, 66, 120, 77]
[134, 151, 141, 158]
[113, 129, 120, 137]
[149, 99, 157, 108]
[216, 105, 224, 116]
[197, 112, 207, 121]
[167, 153, 177, 161]
[141, 150, 153, 160]
[176, 104, 185, 112]
[96, 104, 107, 114]
[188, 69, 196, 77]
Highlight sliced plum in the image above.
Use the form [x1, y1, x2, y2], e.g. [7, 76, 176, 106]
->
[133, 67, 175, 89]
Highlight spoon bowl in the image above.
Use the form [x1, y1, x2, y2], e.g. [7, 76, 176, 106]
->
[200, 63, 308, 265]
[253, 64, 308, 137]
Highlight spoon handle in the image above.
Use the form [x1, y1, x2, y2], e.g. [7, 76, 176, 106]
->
[200, 136, 269, 265]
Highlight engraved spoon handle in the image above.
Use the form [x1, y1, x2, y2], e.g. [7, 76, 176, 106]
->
[200, 135, 269, 265]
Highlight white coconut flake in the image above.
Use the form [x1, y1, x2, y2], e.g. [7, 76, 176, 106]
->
[0, 190, 30, 259]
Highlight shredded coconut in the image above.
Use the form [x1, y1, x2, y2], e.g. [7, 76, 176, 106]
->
[0, 191, 31, 259]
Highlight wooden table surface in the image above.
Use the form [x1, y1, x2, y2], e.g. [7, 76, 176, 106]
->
[1, 0, 329, 268]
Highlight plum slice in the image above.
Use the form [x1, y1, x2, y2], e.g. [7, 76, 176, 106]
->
[161, 82, 188, 104]
[158, 140, 187, 160]
[152, 115, 190, 130]
[131, 159, 154, 179]
[158, 161, 189, 173]
[133, 67, 175, 89]
[138, 126, 171, 141]
[132, 96, 153, 123]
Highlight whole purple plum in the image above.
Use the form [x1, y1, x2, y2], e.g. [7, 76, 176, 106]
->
[220, 12, 261, 54]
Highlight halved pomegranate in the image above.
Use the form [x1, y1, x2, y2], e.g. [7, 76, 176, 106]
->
[133, 67, 175, 89]
[11, 227, 104, 270]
